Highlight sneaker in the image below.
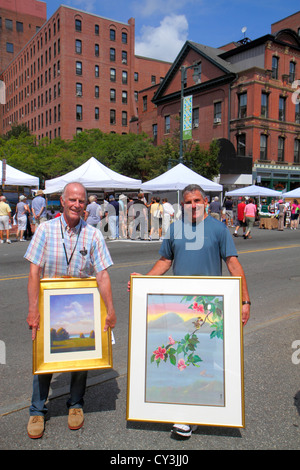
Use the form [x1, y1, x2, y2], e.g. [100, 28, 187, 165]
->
[171, 424, 198, 437]
[68, 408, 84, 430]
[27, 415, 45, 439]
[6, 240, 11, 244]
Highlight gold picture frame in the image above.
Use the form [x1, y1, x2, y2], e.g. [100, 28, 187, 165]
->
[33, 277, 113, 374]
[127, 275, 245, 428]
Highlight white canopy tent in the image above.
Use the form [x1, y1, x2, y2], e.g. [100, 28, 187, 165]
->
[141, 163, 222, 193]
[1, 162, 39, 187]
[225, 184, 281, 198]
[44, 157, 141, 194]
[282, 187, 300, 199]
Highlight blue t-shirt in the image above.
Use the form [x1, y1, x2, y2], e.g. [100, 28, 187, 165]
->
[159, 216, 237, 276]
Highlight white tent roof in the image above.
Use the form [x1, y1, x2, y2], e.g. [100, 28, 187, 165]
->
[44, 157, 142, 194]
[282, 187, 300, 198]
[140, 163, 222, 192]
[225, 184, 281, 197]
[0, 162, 39, 187]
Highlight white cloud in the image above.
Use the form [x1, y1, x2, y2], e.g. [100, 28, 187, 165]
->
[135, 14, 189, 62]
[133, 0, 189, 17]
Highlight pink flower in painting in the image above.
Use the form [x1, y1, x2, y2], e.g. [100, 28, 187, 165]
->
[193, 302, 204, 314]
[168, 336, 176, 345]
[177, 359, 187, 371]
[153, 346, 166, 361]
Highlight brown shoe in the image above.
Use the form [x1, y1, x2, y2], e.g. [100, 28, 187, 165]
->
[27, 416, 44, 439]
[68, 408, 84, 430]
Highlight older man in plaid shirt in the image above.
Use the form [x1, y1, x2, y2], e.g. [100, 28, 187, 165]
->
[25, 182, 116, 439]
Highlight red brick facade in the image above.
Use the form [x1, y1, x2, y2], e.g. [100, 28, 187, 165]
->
[0, 4, 171, 140]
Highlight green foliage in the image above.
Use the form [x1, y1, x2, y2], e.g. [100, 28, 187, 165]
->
[0, 126, 221, 185]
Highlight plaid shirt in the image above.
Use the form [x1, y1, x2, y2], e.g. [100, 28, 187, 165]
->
[24, 215, 113, 278]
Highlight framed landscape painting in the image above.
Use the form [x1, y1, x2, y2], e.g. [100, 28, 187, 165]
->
[33, 277, 113, 374]
[127, 275, 245, 428]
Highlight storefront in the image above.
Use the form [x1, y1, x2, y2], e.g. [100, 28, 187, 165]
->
[253, 163, 300, 192]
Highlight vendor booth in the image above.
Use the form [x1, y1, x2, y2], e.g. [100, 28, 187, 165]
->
[44, 157, 142, 194]
[1, 162, 39, 187]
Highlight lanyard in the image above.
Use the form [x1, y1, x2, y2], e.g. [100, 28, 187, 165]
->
[60, 220, 82, 267]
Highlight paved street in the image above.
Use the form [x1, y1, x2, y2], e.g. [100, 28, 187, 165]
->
[0, 224, 300, 452]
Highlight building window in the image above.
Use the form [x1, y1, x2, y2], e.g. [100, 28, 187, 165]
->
[110, 48, 115, 61]
[261, 92, 269, 118]
[238, 93, 247, 118]
[95, 65, 99, 77]
[151, 75, 156, 85]
[76, 128, 82, 134]
[16, 21, 23, 32]
[76, 61, 82, 75]
[134, 72, 138, 82]
[6, 42, 14, 53]
[95, 86, 99, 98]
[122, 71, 127, 84]
[193, 108, 199, 128]
[165, 115, 170, 134]
[110, 68, 116, 82]
[153, 124, 157, 139]
[76, 104, 82, 120]
[76, 83, 82, 96]
[143, 96, 147, 111]
[75, 19, 82, 32]
[122, 51, 127, 64]
[110, 29, 116, 41]
[95, 44, 99, 57]
[272, 56, 279, 79]
[296, 102, 300, 124]
[95, 107, 99, 120]
[289, 61, 296, 84]
[75, 39, 82, 54]
[110, 109, 116, 125]
[260, 134, 268, 160]
[122, 111, 127, 126]
[213, 102, 221, 123]
[279, 96, 286, 121]
[122, 32, 127, 44]
[134, 91, 138, 102]
[122, 91, 127, 104]
[294, 139, 300, 163]
[237, 133, 246, 156]
[110, 89, 116, 102]
[95, 24, 99, 35]
[278, 136, 285, 162]
[5, 19, 13, 30]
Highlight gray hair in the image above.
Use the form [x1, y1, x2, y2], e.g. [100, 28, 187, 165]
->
[61, 182, 87, 202]
[182, 184, 206, 199]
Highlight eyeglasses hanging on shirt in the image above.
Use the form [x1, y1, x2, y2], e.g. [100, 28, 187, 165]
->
[60, 220, 87, 266]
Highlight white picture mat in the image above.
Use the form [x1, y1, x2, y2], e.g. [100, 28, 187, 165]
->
[127, 276, 244, 428]
[43, 287, 102, 363]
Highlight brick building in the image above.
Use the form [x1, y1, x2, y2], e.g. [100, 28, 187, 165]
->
[134, 11, 300, 191]
[0, 3, 171, 140]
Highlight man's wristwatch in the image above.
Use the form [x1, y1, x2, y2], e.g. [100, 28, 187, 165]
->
[242, 300, 251, 305]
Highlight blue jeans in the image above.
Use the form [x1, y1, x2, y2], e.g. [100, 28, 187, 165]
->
[29, 371, 87, 416]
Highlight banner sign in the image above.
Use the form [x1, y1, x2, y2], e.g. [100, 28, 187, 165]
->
[183, 95, 193, 140]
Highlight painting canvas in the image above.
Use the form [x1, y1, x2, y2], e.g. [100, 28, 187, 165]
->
[146, 293, 225, 407]
[33, 277, 113, 374]
[127, 276, 245, 428]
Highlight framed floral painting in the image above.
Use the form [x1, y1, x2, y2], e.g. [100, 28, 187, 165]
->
[33, 277, 113, 374]
[127, 275, 245, 428]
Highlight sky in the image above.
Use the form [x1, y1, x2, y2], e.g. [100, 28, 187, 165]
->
[44, 0, 300, 62]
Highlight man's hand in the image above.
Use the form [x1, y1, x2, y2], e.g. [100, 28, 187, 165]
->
[127, 272, 141, 292]
[104, 308, 117, 332]
[26, 308, 40, 340]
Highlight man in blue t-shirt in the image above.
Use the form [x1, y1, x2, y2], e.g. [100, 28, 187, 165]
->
[129, 184, 250, 438]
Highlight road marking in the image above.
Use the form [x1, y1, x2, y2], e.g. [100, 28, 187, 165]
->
[1, 244, 299, 281]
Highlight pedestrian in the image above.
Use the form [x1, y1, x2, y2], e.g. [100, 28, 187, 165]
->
[149, 197, 163, 240]
[84, 195, 102, 228]
[290, 199, 299, 230]
[162, 198, 174, 236]
[277, 199, 286, 231]
[0, 195, 12, 244]
[31, 190, 47, 232]
[233, 197, 246, 237]
[128, 183, 250, 438]
[224, 197, 234, 226]
[243, 198, 257, 239]
[25, 182, 116, 439]
[16, 195, 30, 242]
[107, 195, 119, 239]
[208, 196, 221, 220]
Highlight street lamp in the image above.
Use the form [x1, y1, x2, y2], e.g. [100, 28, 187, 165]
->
[179, 63, 202, 163]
